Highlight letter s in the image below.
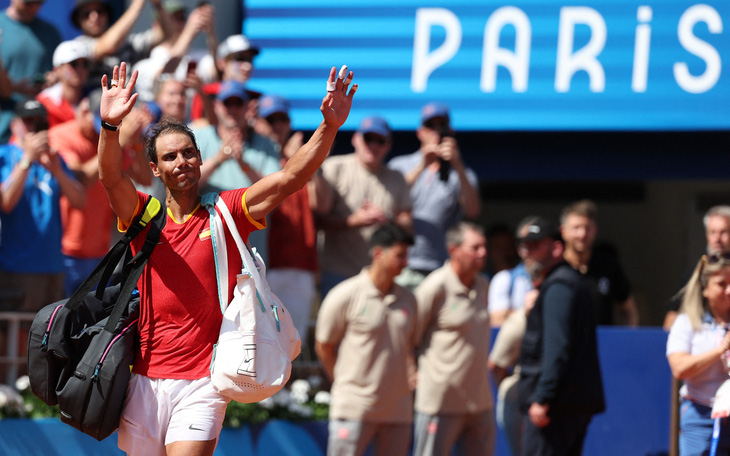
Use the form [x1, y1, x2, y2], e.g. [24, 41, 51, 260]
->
[673, 5, 722, 94]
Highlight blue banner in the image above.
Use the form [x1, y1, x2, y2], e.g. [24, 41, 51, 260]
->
[245, 0, 730, 131]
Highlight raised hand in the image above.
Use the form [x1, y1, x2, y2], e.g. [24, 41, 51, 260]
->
[320, 65, 357, 128]
[100, 62, 139, 126]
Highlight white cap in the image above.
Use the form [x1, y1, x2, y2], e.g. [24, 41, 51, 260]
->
[53, 40, 90, 67]
[217, 34, 259, 60]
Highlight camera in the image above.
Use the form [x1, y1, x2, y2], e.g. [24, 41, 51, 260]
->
[436, 123, 452, 182]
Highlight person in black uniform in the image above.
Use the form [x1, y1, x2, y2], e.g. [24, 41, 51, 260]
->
[516, 217, 606, 456]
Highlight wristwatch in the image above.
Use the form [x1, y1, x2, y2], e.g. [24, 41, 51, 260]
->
[18, 158, 31, 170]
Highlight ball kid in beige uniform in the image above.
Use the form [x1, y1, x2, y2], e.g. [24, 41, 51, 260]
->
[413, 222, 495, 456]
[315, 223, 418, 456]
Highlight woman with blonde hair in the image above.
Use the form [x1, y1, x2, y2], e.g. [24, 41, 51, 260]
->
[667, 253, 730, 455]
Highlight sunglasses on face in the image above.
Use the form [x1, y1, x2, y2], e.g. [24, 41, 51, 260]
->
[363, 134, 389, 146]
[230, 54, 253, 63]
[266, 113, 289, 124]
[223, 98, 246, 109]
[80, 6, 107, 19]
[68, 59, 89, 70]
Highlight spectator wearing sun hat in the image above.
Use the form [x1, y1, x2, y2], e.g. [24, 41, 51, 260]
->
[388, 102, 481, 291]
[36, 40, 91, 128]
[318, 115, 413, 298]
[0, 0, 62, 143]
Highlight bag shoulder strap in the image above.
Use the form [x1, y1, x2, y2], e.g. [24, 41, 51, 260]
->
[102, 202, 166, 332]
[203, 192, 266, 314]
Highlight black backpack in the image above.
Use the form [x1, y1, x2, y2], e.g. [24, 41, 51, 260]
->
[27, 195, 165, 440]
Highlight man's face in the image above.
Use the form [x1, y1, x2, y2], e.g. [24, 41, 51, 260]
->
[150, 132, 202, 191]
[223, 51, 255, 83]
[157, 80, 187, 122]
[561, 213, 597, 255]
[352, 132, 391, 170]
[58, 58, 90, 89]
[77, 1, 109, 37]
[451, 228, 488, 274]
[11, 0, 43, 23]
[375, 242, 410, 278]
[215, 96, 248, 130]
[519, 238, 556, 280]
[706, 215, 730, 255]
[417, 116, 449, 148]
[265, 112, 291, 150]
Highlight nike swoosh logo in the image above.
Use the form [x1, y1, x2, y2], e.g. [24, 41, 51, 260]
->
[189, 424, 205, 431]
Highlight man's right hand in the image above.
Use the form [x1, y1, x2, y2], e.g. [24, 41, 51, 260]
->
[100, 63, 139, 126]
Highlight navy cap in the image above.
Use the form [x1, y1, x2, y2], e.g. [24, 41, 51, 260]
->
[421, 102, 450, 124]
[357, 116, 391, 137]
[517, 217, 562, 242]
[259, 95, 289, 119]
[217, 80, 250, 102]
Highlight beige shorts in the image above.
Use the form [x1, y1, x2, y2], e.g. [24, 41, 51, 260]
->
[117, 373, 230, 456]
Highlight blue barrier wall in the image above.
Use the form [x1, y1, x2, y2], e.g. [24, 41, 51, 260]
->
[0, 327, 671, 455]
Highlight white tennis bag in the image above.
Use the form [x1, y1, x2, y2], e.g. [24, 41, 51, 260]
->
[203, 193, 301, 403]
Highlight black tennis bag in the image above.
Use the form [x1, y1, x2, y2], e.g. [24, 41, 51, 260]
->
[27, 195, 164, 440]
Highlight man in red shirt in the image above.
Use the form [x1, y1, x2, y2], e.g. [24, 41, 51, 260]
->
[98, 62, 356, 456]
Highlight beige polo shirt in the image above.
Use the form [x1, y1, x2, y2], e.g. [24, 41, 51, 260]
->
[320, 154, 412, 277]
[315, 269, 418, 422]
[414, 262, 493, 415]
[488, 309, 526, 369]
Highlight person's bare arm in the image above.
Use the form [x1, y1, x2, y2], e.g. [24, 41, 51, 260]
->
[668, 330, 730, 380]
[92, 0, 147, 59]
[98, 64, 142, 225]
[314, 340, 337, 382]
[245, 67, 356, 221]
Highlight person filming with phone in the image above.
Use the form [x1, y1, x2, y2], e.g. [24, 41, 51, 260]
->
[388, 102, 481, 290]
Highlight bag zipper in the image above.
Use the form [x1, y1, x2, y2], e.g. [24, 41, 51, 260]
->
[272, 306, 281, 332]
[91, 318, 138, 382]
[40, 304, 65, 351]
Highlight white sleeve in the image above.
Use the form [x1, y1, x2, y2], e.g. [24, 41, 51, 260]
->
[488, 270, 513, 313]
[666, 313, 693, 356]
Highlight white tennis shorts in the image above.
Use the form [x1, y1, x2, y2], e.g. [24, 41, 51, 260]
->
[117, 373, 230, 456]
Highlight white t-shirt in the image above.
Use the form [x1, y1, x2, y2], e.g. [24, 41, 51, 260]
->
[666, 312, 730, 406]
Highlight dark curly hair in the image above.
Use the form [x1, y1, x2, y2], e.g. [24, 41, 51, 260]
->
[144, 116, 200, 164]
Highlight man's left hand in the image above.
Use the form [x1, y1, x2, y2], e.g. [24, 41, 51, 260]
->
[529, 402, 551, 428]
[320, 66, 356, 128]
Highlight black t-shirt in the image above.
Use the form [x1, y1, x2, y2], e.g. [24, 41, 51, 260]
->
[584, 246, 632, 325]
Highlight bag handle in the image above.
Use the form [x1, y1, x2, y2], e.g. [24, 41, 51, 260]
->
[203, 193, 268, 313]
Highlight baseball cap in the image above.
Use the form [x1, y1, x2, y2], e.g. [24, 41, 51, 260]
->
[14, 99, 47, 119]
[217, 35, 259, 60]
[258, 95, 289, 119]
[71, 0, 112, 29]
[53, 40, 90, 67]
[217, 80, 250, 102]
[421, 102, 450, 125]
[357, 116, 391, 137]
[517, 217, 562, 242]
